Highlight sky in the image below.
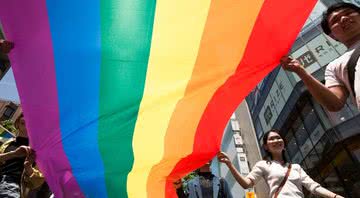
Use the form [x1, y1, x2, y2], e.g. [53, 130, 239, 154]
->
[0, 68, 20, 103]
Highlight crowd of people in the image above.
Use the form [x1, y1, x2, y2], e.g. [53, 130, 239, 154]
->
[174, 2, 360, 198]
[0, 1, 359, 198]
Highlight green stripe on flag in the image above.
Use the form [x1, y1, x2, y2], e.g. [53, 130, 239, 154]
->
[99, 0, 156, 197]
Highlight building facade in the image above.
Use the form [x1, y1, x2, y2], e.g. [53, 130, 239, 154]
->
[0, 100, 21, 122]
[0, 27, 11, 81]
[0, 99, 21, 141]
[245, 1, 360, 197]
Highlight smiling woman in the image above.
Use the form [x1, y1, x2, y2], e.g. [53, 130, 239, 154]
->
[218, 129, 344, 198]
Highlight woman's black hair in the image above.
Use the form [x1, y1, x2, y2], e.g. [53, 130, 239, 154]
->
[321, 2, 360, 35]
[262, 129, 288, 164]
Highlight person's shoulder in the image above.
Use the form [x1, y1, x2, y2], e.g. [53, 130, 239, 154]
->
[254, 160, 268, 167]
[257, 160, 268, 164]
[290, 163, 302, 170]
[327, 51, 353, 70]
[327, 56, 343, 69]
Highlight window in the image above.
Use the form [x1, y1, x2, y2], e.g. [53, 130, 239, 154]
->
[301, 161, 308, 170]
[255, 119, 264, 139]
[310, 124, 325, 145]
[246, 92, 255, 111]
[322, 169, 345, 196]
[304, 149, 320, 169]
[326, 100, 356, 125]
[287, 138, 300, 157]
[346, 97, 360, 115]
[315, 139, 326, 156]
[333, 150, 360, 196]
[300, 138, 313, 157]
[291, 117, 302, 132]
[302, 105, 320, 133]
[2, 106, 15, 119]
[284, 129, 295, 145]
[292, 151, 304, 164]
[264, 106, 273, 125]
[294, 123, 309, 146]
[311, 97, 332, 130]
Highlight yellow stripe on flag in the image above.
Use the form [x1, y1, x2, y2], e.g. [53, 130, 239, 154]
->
[127, 0, 212, 197]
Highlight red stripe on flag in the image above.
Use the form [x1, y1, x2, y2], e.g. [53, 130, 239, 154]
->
[165, 0, 317, 196]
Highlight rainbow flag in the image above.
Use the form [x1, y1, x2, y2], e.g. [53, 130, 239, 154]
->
[0, 0, 316, 197]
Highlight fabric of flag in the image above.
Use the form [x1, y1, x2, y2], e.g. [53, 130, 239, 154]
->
[0, 0, 317, 197]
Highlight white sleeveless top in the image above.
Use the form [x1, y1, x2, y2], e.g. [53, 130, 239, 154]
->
[246, 160, 320, 198]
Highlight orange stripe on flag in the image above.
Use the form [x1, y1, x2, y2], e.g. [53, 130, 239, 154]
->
[146, 0, 265, 197]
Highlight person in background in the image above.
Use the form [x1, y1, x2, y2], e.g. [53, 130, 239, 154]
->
[218, 129, 344, 198]
[281, 3, 360, 112]
[0, 114, 44, 198]
[175, 161, 233, 198]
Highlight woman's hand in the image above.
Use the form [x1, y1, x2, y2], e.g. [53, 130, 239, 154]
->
[218, 151, 253, 189]
[217, 152, 232, 166]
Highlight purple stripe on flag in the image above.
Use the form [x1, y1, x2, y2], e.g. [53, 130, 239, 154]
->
[0, 1, 84, 197]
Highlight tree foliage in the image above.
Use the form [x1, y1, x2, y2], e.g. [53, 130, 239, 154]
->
[0, 119, 16, 133]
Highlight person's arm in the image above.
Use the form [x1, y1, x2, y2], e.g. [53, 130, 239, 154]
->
[0, 146, 30, 163]
[280, 57, 348, 112]
[299, 166, 343, 198]
[217, 152, 253, 189]
[313, 187, 344, 198]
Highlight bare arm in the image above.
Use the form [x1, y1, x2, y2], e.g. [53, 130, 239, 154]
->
[0, 146, 29, 164]
[314, 187, 344, 198]
[217, 152, 253, 189]
[280, 57, 348, 112]
[300, 166, 343, 198]
[0, 151, 18, 163]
